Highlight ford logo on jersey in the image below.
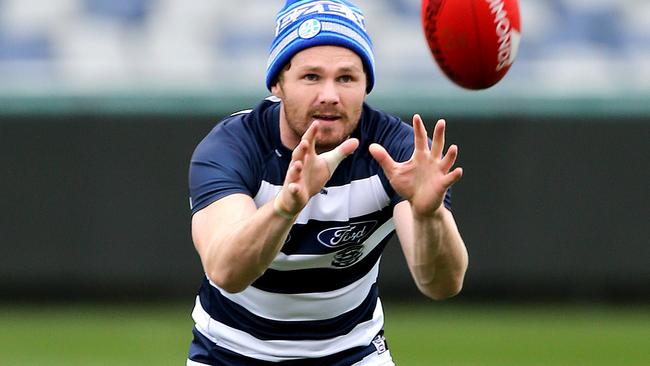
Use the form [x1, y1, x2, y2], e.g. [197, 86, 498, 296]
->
[317, 220, 377, 248]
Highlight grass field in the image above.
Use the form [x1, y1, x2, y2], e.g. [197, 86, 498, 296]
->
[1, 301, 649, 365]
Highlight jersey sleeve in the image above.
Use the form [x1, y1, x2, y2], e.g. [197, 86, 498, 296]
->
[188, 120, 258, 215]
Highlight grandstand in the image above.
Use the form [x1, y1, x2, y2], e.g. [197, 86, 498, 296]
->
[1, 0, 649, 97]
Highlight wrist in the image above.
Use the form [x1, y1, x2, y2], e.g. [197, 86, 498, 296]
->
[273, 194, 298, 220]
[413, 203, 446, 221]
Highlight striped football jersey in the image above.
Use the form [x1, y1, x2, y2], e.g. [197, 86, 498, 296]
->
[187, 96, 450, 364]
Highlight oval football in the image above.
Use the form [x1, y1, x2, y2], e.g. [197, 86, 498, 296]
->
[422, 0, 521, 90]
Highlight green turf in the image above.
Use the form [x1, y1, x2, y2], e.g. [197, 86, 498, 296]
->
[0, 302, 648, 365]
[384, 303, 650, 366]
[0, 303, 193, 366]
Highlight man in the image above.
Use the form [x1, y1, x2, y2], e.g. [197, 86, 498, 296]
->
[186, 1, 468, 365]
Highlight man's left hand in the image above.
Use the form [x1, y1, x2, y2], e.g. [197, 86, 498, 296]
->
[369, 114, 463, 217]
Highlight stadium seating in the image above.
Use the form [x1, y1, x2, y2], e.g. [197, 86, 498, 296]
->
[0, 0, 648, 94]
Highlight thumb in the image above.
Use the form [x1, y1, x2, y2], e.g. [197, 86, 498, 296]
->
[369, 143, 395, 173]
[320, 138, 359, 177]
[338, 137, 359, 157]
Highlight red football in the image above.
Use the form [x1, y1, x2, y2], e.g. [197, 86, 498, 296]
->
[421, 0, 521, 90]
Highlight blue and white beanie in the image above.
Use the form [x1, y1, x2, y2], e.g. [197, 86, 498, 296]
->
[266, 0, 375, 93]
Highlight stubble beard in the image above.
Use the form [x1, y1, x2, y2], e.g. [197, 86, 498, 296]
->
[283, 107, 353, 153]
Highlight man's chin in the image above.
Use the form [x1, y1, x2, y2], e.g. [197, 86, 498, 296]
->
[314, 135, 345, 153]
[314, 125, 356, 152]
[315, 141, 338, 153]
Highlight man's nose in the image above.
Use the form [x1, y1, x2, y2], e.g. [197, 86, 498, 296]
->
[318, 80, 340, 105]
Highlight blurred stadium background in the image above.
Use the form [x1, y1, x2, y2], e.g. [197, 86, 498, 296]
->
[1, 0, 649, 365]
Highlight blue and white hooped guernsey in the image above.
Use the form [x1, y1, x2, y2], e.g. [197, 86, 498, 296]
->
[187, 96, 452, 365]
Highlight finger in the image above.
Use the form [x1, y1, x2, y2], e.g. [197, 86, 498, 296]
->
[282, 161, 304, 200]
[369, 143, 396, 175]
[319, 138, 359, 177]
[440, 144, 458, 173]
[291, 138, 309, 161]
[285, 160, 303, 183]
[303, 121, 319, 151]
[412, 114, 429, 152]
[338, 137, 359, 157]
[297, 122, 319, 170]
[443, 167, 463, 188]
[320, 149, 345, 176]
[287, 182, 301, 194]
[431, 119, 446, 158]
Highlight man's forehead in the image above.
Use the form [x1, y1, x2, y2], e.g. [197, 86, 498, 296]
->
[291, 46, 363, 68]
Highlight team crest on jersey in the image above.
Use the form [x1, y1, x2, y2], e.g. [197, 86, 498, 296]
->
[317, 220, 377, 248]
[331, 245, 364, 268]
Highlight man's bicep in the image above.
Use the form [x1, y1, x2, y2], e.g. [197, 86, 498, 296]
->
[191, 193, 257, 257]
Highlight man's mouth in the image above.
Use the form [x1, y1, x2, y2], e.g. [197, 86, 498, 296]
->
[313, 114, 341, 122]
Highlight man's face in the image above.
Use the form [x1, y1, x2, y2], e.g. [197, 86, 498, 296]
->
[272, 45, 367, 153]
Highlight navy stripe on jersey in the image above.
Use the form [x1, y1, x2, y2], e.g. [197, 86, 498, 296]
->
[214, 262, 380, 322]
[188, 327, 385, 366]
[281, 207, 392, 255]
[191, 295, 385, 361]
[252, 236, 389, 294]
[199, 278, 379, 341]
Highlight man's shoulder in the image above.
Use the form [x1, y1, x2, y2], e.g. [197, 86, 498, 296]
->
[227, 96, 281, 121]
[199, 96, 278, 145]
[212, 96, 279, 137]
[192, 96, 280, 165]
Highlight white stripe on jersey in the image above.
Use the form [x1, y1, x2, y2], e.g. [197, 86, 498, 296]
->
[187, 360, 210, 366]
[192, 296, 385, 362]
[212, 261, 379, 321]
[269, 219, 394, 270]
[351, 350, 395, 366]
[187, 336, 395, 366]
[254, 175, 391, 224]
[229, 109, 253, 116]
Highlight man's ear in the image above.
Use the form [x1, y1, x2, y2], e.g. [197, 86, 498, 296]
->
[271, 82, 282, 98]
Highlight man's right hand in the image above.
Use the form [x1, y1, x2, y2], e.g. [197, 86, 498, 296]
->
[275, 121, 359, 217]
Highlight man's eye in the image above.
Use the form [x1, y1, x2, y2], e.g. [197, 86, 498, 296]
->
[304, 74, 319, 81]
[338, 75, 353, 83]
